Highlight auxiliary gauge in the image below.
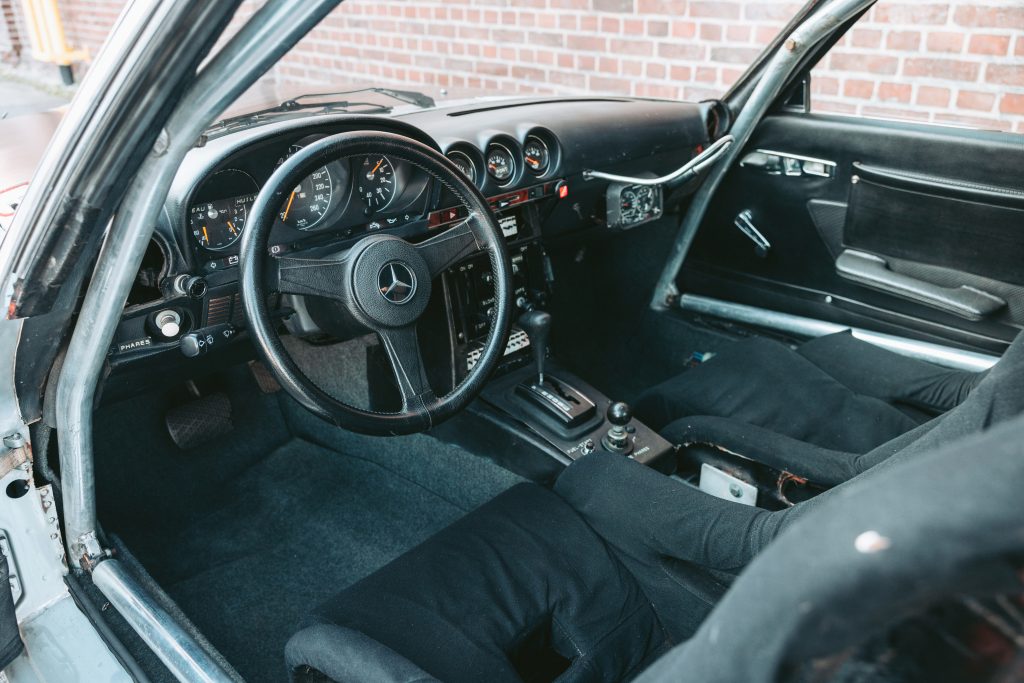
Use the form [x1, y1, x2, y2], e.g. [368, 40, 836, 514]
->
[486, 144, 516, 185]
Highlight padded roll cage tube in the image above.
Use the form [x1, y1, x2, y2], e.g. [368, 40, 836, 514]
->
[581, 134, 734, 187]
[649, 0, 878, 311]
[53, 0, 344, 680]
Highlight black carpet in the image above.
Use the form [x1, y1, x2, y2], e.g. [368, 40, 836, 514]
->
[94, 363, 522, 682]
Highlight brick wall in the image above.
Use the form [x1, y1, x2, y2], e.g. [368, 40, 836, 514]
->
[2, 0, 1022, 133]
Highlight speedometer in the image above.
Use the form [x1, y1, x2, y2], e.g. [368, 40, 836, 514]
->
[358, 155, 397, 211]
[277, 144, 333, 230]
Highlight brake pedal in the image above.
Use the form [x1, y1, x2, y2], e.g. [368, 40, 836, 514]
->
[165, 392, 233, 449]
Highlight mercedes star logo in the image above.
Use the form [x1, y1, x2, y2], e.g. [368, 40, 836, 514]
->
[377, 261, 417, 304]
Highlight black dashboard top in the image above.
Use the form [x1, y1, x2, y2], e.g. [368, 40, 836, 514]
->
[159, 96, 711, 277]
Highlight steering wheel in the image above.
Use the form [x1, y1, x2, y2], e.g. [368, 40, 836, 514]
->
[240, 131, 513, 435]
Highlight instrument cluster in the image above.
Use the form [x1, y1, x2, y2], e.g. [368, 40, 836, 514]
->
[187, 134, 431, 257]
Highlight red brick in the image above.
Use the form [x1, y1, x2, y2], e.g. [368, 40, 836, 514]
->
[811, 76, 839, 96]
[670, 20, 696, 38]
[986, 64, 1024, 87]
[956, 91, 996, 111]
[886, 31, 920, 51]
[843, 79, 875, 99]
[876, 4, 948, 25]
[829, 52, 899, 75]
[916, 85, 951, 107]
[1000, 94, 1024, 116]
[926, 32, 964, 53]
[689, 2, 740, 20]
[904, 58, 980, 81]
[700, 23, 722, 41]
[851, 29, 882, 49]
[593, 0, 634, 11]
[967, 34, 1010, 56]
[954, 6, 1024, 30]
[878, 82, 911, 103]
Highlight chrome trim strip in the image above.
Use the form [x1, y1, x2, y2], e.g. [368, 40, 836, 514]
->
[650, 0, 877, 310]
[679, 294, 998, 372]
[92, 560, 236, 683]
[748, 148, 837, 169]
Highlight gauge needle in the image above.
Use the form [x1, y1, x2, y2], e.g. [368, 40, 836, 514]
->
[282, 190, 297, 221]
[202, 226, 209, 243]
[227, 221, 237, 236]
[371, 159, 384, 174]
[526, 156, 539, 165]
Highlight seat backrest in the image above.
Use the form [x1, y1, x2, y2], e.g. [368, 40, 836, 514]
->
[634, 413, 1024, 683]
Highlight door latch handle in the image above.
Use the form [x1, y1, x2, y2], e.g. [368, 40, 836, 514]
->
[740, 150, 835, 178]
[734, 210, 771, 258]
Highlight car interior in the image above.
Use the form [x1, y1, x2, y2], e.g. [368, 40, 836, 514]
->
[18, 3, 1024, 682]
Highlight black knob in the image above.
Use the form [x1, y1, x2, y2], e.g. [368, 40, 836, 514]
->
[606, 401, 632, 427]
[518, 309, 551, 384]
[184, 276, 208, 299]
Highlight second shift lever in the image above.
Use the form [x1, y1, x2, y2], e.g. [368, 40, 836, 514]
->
[518, 309, 551, 385]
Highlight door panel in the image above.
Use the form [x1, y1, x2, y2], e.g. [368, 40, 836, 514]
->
[680, 113, 1024, 354]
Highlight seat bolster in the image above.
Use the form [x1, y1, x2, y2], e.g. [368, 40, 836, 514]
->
[663, 415, 861, 486]
[286, 624, 438, 683]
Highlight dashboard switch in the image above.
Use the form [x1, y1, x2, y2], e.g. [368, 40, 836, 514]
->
[153, 309, 182, 340]
[180, 323, 236, 358]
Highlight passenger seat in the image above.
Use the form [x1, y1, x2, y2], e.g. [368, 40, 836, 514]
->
[635, 331, 986, 463]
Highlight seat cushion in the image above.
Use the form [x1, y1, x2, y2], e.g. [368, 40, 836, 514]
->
[635, 334, 926, 453]
[287, 483, 670, 683]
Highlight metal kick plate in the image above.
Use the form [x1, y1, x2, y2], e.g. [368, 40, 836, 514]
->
[699, 464, 758, 506]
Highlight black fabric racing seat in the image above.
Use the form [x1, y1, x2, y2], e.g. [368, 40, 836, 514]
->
[286, 483, 671, 683]
[287, 330, 1024, 683]
[634, 330, 989, 481]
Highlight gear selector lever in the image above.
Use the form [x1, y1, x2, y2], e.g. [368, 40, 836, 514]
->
[517, 309, 551, 385]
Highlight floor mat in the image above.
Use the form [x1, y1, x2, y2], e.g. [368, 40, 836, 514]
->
[95, 364, 522, 682]
[141, 437, 518, 682]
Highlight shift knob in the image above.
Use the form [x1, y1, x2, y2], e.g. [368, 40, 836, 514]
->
[606, 401, 632, 426]
[518, 309, 551, 384]
[602, 401, 633, 453]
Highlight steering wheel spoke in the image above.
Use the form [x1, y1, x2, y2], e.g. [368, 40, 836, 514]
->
[273, 252, 351, 301]
[377, 325, 435, 410]
[416, 216, 482, 277]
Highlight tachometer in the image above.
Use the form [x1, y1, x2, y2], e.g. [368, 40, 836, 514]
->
[358, 155, 397, 211]
[486, 144, 516, 185]
[190, 194, 252, 250]
[277, 144, 333, 230]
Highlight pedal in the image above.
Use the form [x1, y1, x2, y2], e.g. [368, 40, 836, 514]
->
[165, 392, 233, 450]
[248, 360, 281, 393]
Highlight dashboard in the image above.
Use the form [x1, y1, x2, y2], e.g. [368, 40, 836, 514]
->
[108, 96, 711, 395]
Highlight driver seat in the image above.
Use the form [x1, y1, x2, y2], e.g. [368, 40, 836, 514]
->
[285, 483, 671, 683]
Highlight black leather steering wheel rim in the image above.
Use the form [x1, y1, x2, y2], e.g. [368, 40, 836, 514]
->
[240, 131, 513, 435]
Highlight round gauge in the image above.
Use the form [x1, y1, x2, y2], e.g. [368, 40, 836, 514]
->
[619, 185, 655, 225]
[523, 137, 550, 174]
[447, 150, 477, 184]
[486, 144, 516, 185]
[358, 155, 397, 211]
[190, 195, 250, 250]
[277, 144, 333, 230]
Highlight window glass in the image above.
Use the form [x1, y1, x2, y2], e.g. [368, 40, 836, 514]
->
[810, 2, 1024, 133]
